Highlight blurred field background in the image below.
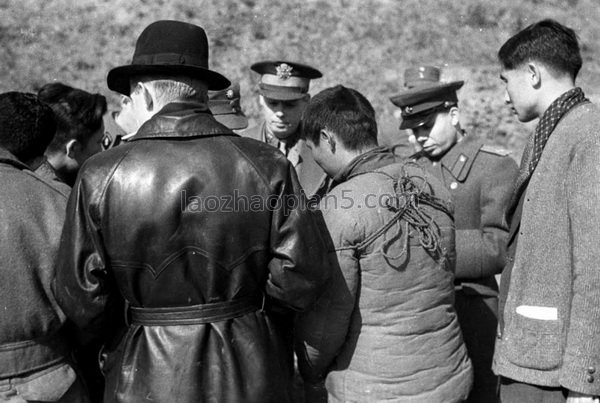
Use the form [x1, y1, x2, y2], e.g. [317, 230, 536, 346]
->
[2, 0, 599, 161]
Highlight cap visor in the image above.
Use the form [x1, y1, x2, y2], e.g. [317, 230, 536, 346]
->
[259, 88, 307, 101]
[399, 113, 437, 130]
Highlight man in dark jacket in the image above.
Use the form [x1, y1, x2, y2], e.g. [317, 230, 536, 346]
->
[241, 60, 326, 196]
[54, 21, 331, 403]
[0, 92, 89, 402]
[389, 66, 519, 403]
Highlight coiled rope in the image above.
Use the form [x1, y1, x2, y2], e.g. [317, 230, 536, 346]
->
[337, 164, 453, 262]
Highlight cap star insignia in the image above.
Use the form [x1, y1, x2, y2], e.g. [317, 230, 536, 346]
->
[404, 106, 413, 113]
[226, 89, 234, 99]
[276, 63, 293, 80]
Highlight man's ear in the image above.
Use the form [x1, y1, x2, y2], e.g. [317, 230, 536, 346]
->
[133, 82, 154, 112]
[527, 63, 542, 89]
[258, 95, 267, 108]
[120, 94, 132, 109]
[65, 139, 80, 159]
[449, 106, 460, 127]
[321, 129, 336, 153]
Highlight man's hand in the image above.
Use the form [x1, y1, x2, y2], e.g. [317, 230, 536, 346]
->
[567, 390, 600, 403]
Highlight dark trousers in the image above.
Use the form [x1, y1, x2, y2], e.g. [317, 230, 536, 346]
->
[500, 377, 567, 403]
[454, 290, 499, 403]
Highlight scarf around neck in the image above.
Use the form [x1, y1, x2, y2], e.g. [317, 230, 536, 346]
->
[526, 86, 588, 177]
[507, 87, 588, 222]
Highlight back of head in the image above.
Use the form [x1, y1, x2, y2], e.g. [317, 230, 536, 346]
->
[129, 74, 209, 106]
[498, 19, 582, 81]
[302, 85, 378, 150]
[38, 82, 107, 153]
[0, 92, 56, 163]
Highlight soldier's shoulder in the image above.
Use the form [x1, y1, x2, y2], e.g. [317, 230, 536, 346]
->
[479, 144, 512, 158]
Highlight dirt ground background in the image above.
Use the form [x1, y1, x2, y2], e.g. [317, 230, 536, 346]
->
[2, 0, 599, 161]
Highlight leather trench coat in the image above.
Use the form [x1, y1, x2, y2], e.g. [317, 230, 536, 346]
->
[54, 102, 331, 403]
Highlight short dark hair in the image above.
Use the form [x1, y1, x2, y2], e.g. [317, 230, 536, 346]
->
[0, 92, 56, 163]
[301, 85, 377, 150]
[37, 83, 107, 153]
[498, 19, 582, 81]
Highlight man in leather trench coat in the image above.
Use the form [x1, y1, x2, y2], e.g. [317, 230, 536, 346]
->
[390, 66, 519, 403]
[53, 20, 331, 403]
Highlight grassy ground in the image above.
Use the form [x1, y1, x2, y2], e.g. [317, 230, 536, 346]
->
[2, 0, 599, 160]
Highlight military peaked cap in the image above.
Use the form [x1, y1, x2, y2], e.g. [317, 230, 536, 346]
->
[208, 82, 248, 130]
[390, 66, 464, 130]
[250, 60, 322, 101]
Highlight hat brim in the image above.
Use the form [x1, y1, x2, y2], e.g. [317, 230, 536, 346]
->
[250, 60, 323, 79]
[399, 111, 437, 130]
[107, 64, 231, 95]
[389, 80, 464, 107]
[258, 87, 308, 101]
[212, 113, 249, 131]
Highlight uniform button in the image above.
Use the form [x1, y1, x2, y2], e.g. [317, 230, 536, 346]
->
[450, 182, 458, 190]
[588, 366, 596, 374]
[587, 375, 594, 383]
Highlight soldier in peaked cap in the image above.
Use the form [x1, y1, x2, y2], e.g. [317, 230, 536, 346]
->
[53, 21, 331, 403]
[390, 65, 518, 403]
[208, 82, 248, 132]
[241, 60, 326, 196]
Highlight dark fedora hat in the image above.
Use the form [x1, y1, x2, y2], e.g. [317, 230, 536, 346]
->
[107, 20, 230, 95]
[389, 66, 464, 129]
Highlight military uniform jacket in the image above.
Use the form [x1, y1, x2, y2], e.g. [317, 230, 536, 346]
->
[412, 135, 518, 296]
[241, 123, 326, 197]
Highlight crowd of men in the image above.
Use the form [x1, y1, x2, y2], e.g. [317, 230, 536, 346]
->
[0, 16, 599, 403]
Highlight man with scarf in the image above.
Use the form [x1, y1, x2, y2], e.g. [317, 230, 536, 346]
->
[493, 19, 600, 403]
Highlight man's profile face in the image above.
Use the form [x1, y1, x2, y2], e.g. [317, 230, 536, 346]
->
[115, 95, 140, 135]
[305, 135, 337, 178]
[500, 66, 538, 123]
[123, 83, 156, 135]
[75, 123, 105, 165]
[259, 95, 308, 139]
[411, 110, 458, 158]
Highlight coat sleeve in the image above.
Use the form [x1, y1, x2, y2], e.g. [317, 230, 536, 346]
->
[559, 134, 600, 395]
[265, 163, 332, 312]
[454, 155, 518, 279]
[294, 195, 361, 383]
[52, 170, 114, 333]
